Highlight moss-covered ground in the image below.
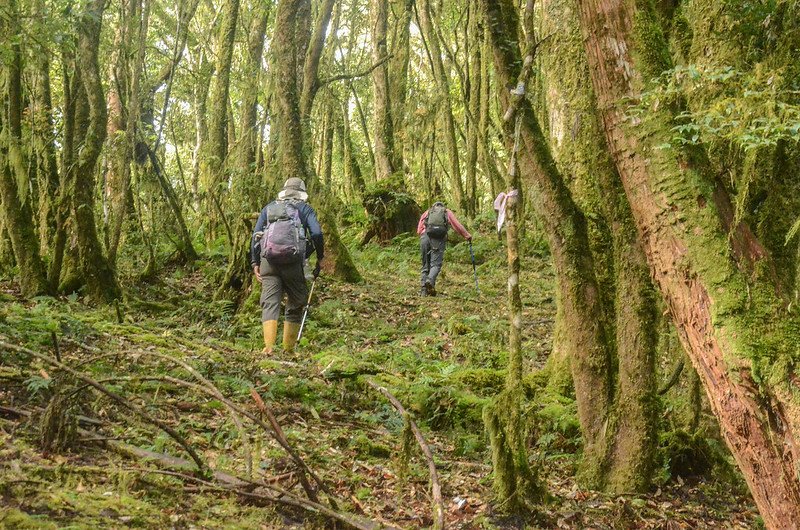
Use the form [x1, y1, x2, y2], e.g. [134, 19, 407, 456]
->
[0, 229, 759, 528]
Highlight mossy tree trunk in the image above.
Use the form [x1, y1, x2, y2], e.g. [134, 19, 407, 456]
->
[70, 0, 121, 302]
[388, 0, 413, 176]
[0, 0, 50, 297]
[463, 3, 481, 217]
[482, 0, 616, 492]
[218, 0, 271, 304]
[477, 29, 504, 201]
[30, 0, 62, 260]
[201, 0, 240, 240]
[273, 0, 361, 282]
[539, 0, 658, 492]
[107, 0, 150, 266]
[299, 0, 336, 123]
[484, 114, 546, 510]
[577, 0, 800, 525]
[370, 0, 397, 182]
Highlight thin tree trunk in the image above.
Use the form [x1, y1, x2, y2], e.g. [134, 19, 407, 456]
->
[577, 0, 800, 525]
[416, 0, 465, 213]
[477, 28, 503, 200]
[464, 3, 480, 216]
[370, 0, 396, 181]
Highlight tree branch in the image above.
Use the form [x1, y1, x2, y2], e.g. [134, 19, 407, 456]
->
[318, 54, 393, 87]
[365, 379, 445, 530]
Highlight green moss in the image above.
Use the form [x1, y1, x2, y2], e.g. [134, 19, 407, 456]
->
[633, 0, 674, 83]
[350, 433, 392, 459]
[483, 387, 546, 513]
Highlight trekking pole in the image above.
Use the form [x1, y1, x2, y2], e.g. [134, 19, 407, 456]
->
[296, 278, 317, 343]
[469, 240, 480, 294]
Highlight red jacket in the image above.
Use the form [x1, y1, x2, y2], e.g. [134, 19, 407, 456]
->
[417, 209, 472, 239]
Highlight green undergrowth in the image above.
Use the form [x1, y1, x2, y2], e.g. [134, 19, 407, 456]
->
[0, 223, 756, 527]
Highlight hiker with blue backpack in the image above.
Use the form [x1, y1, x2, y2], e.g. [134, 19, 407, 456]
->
[417, 202, 472, 296]
[251, 178, 324, 354]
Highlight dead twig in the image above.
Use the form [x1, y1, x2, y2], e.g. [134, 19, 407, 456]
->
[250, 388, 336, 507]
[126, 350, 254, 479]
[365, 378, 445, 530]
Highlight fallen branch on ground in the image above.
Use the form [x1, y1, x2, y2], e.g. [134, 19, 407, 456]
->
[365, 378, 445, 530]
[0, 339, 209, 476]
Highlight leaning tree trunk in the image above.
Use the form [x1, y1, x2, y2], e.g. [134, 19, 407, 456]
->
[0, 0, 50, 297]
[71, 0, 121, 302]
[577, 0, 800, 526]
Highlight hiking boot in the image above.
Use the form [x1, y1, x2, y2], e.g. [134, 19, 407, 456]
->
[424, 280, 436, 297]
[262, 320, 278, 354]
[283, 321, 301, 352]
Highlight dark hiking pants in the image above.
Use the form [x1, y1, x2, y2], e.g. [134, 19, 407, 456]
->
[420, 234, 446, 289]
[259, 258, 308, 323]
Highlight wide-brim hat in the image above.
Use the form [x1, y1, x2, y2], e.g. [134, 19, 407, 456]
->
[278, 177, 308, 201]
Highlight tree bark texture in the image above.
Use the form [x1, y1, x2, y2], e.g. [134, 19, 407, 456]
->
[300, 0, 336, 122]
[370, 0, 396, 181]
[71, 0, 121, 301]
[273, 0, 361, 283]
[577, 0, 800, 525]
[539, 0, 658, 492]
[202, 0, 241, 233]
[388, 0, 413, 175]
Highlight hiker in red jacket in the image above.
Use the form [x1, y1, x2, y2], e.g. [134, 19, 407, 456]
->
[417, 202, 472, 296]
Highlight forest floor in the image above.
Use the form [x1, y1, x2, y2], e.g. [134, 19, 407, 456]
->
[1, 231, 761, 529]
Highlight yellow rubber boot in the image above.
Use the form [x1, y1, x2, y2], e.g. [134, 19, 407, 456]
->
[262, 320, 278, 354]
[283, 322, 301, 352]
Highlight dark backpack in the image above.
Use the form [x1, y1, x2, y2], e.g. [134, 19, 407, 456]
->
[261, 200, 306, 264]
[425, 202, 449, 239]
